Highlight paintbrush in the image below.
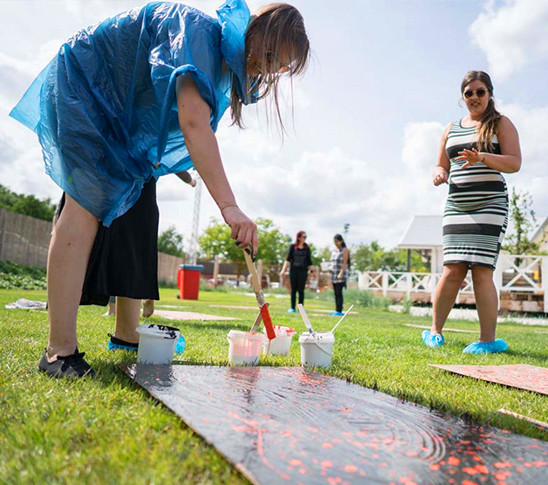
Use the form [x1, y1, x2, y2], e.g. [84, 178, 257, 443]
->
[297, 304, 315, 335]
[330, 304, 354, 334]
[242, 246, 276, 340]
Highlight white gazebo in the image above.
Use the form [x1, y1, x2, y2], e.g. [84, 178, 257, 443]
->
[397, 215, 444, 273]
[531, 216, 548, 252]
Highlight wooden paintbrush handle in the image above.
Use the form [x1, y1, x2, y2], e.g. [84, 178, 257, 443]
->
[243, 248, 261, 293]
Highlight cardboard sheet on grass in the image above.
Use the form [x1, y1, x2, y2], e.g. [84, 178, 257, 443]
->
[121, 365, 548, 485]
[154, 310, 237, 321]
[432, 364, 548, 396]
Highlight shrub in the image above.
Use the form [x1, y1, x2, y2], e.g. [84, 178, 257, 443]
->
[0, 261, 47, 290]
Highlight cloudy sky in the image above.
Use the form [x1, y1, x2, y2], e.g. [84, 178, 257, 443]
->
[1, 0, 548, 253]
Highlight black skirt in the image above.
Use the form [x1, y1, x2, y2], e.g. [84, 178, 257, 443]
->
[56, 180, 160, 306]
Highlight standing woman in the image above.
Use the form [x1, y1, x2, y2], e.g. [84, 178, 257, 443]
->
[280, 231, 314, 313]
[330, 234, 350, 317]
[423, 70, 521, 353]
[10, 0, 310, 378]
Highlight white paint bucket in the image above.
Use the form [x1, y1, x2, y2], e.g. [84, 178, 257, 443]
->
[262, 325, 295, 356]
[227, 330, 266, 365]
[299, 332, 335, 368]
[136, 324, 181, 365]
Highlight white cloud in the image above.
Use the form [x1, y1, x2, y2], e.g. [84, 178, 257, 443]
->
[402, 122, 444, 172]
[469, 0, 548, 80]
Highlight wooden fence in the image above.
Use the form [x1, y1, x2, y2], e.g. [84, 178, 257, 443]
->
[358, 254, 548, 313]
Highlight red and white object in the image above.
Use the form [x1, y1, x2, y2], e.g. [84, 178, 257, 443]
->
[262, 325, 295, 356]
[227, 330, 267, 365]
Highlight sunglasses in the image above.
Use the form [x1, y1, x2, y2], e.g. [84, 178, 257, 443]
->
[299, 235, 307, 239]
[464, 88, 487, 99]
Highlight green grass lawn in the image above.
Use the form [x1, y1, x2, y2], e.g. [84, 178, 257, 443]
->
[1, 287, 547, 484]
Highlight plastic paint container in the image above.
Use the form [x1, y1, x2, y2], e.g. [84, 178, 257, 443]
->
[263, 325, 295, 356]
[227, 330, 267, 365]
[136, 324, 181, 365]
[299, 332, 335, 368]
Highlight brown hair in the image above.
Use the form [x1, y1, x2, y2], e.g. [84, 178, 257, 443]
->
[460, 70, 502, 152]
[230, 3, 310, 132]
[294, 230, 308, 248]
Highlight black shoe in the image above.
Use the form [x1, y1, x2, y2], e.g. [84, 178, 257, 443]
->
[38, 349, 95, 378]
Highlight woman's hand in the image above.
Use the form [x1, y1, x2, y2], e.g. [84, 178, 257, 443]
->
[432, 166, 448, 186]
[337, 271, 344, 280]
[221, 205, 258, 253]
[455, 148, 484, 169]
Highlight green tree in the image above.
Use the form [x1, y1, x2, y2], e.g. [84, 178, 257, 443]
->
[503, 188, 543, 255]
[255, 218, 291, 264]
[315, 246, 332, 264]
[199, 218, 291, 282]
[158, 226, 184, 258]
[0, 185, 56, 221]
[353, 241, 428, 272]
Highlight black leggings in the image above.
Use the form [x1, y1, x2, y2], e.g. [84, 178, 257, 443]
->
[333, 282, 345, 313]
[290, 268, 308, 310]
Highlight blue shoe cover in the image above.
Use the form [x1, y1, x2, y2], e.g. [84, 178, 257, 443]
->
[330, 312, 345, 317]
[463, 338, 508, 354]
[421, 330, 444, 348]
[287, 308, 296, 313]
[107, 337, 138, 352]
[175, 335, 186, 354]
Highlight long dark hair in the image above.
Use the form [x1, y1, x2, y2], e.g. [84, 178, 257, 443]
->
[334, 234, 351, 269]
[294, 230, 308, 248]
[230, 3, 310, 132]
[461, 70, 502, 152]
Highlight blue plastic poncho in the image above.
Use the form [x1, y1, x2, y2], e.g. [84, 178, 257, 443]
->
[10, 0, 254, 226]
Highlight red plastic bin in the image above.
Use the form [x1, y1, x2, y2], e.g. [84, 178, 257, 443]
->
[177, 264, 204, 300]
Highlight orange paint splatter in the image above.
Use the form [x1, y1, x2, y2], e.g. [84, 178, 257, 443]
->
[493, 462, 513, 469]
[461, 481, 478, 485]
[495, 472, 511, 480]
[344, 465, 358, 473]
[475, 464, 489, 474]
[524, 462, 533, 468]
[289, 459, 302, 467]
[298, 468, 307, 475]
[534, 461, 548, 467]
[463, 467, 479, 475]
[321, 461, 333, 469]
[322, 443, 334, 449]
[448, 457, 460, 466]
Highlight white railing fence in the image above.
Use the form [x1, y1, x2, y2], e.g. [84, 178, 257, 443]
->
[358, 254, 548, 312]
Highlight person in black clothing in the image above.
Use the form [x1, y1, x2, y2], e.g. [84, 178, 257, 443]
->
[280, 231, 314, 313]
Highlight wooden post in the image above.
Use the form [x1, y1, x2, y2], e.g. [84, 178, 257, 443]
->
[542, 256, 548, 313]
[382, 272, 388, 297]
[406, 272, 412, 301]
[213, 255, 220, 287]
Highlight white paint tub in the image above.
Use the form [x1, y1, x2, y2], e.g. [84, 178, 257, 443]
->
[136, 324, 181, 365]
[263, 325, 295, 356]
[227, 330, 266, 366]
[299, 332, 335, 368]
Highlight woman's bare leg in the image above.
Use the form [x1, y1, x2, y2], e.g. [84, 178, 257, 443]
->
[431, 264, 468, 334]
[114, 297, 141, 343]
[142, 299, 155, 318]
[471, 266, 498, 342]
[47, 194, 99, 360]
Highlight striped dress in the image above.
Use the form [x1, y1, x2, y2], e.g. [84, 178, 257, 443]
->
[443, 120, 508, 270]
